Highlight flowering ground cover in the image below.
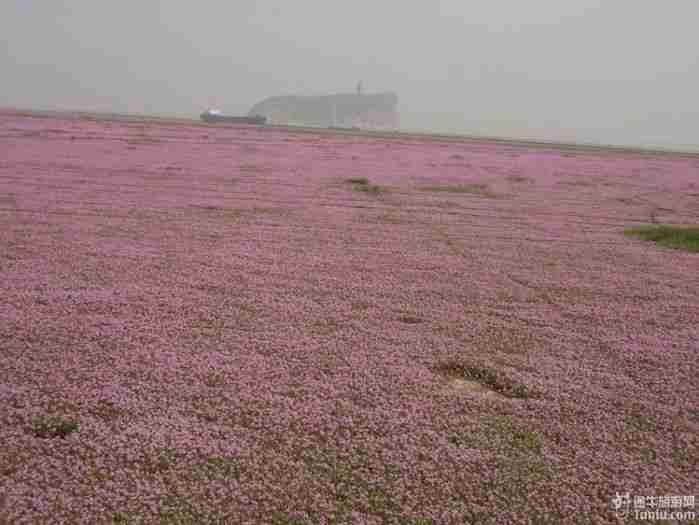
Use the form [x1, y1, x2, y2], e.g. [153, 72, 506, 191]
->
[0, 112, 697, 524]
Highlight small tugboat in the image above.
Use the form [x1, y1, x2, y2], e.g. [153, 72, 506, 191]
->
[200, 109, 267, 125]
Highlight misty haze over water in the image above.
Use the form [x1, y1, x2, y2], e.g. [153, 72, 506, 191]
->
[1, 1, 697, 150]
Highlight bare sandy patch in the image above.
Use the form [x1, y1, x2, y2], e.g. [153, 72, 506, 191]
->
[446, 377, 508, 399]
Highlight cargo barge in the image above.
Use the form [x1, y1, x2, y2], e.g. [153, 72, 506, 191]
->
[200, 109, 266, 125]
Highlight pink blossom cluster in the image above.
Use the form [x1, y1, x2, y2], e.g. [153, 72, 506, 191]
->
[0, 112, 697, 524]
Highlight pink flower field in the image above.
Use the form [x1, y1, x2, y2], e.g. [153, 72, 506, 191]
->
[0, 112, 697, 524]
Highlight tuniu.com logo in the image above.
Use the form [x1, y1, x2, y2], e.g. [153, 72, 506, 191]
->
[612, 491, 696, 521]
[612, 492, 632, 519]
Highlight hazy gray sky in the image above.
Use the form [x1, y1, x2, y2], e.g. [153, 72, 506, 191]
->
[2, 1, 697, 148]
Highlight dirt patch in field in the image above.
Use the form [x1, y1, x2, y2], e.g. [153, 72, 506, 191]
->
[434, 360, 539, 399]
[446, 377, 508, 399]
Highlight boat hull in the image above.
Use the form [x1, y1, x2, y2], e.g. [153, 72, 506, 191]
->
[200, 113, 267, 125]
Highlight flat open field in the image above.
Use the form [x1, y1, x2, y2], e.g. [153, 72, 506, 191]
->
[1, 112, 697, 524]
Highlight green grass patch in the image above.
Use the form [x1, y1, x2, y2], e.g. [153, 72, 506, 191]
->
[345, 176, 369, 185]
[126, 133, 161, 146]
[270, 515, 306, 525]
[506, 174, 533, 184]
[557, 179, 593, 187]
[0, 193, 17, 207]
[373, 212, 404, 224]
[345, 177, 389, 194]
[398, 315, 424, 324]
[625, 224, 699, 252]
[355, 184, 387, 194]
[419, 183, 500, 198]
[239, 164, 265, 173]
[248, 206, 289, 216]
[30, 415, 79, 439]
[492, 416, 543, 454]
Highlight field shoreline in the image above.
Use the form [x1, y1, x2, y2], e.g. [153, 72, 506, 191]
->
[3, 106, 699, 159]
